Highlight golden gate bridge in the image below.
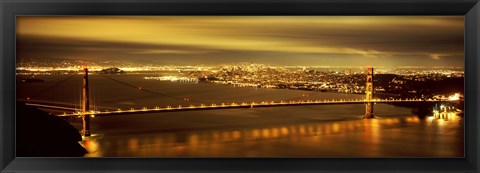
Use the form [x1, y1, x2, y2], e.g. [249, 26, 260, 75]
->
[19, 67, 460, 136]
[25, 97, 453, 117]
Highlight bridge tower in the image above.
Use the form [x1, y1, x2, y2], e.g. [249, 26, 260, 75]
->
[364, 67, 375, 118]
[81, 66, 91, 136]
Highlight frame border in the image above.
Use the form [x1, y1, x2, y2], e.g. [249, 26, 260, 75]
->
[1, 0, 479, 172]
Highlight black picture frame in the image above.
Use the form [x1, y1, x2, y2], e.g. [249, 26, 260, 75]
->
[1, 0, 479, 172]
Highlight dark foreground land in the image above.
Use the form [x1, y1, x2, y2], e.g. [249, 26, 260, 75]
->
[16, 102, 87, 157]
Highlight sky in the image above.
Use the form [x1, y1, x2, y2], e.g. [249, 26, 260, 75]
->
[16, 16, 464, 67]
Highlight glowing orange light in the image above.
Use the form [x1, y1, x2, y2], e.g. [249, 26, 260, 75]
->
[448, 93, 461, 101]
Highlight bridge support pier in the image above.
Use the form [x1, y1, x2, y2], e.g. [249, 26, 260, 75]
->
[82, 115, 90, 137]
[365, 102, 374, 118]
[82, 66, 91, 137]
[364, 67, 375, 118]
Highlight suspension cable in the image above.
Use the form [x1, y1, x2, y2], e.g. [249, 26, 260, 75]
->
[98, 74, 204, 103]
[29, 74, 78, 99]
[284, 90, 320, 102]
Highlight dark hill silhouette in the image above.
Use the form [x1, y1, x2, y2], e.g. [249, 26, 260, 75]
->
[16, 102, 87, 157]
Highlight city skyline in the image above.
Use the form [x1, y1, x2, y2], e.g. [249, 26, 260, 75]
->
[15, 16, 465, 158]
[17, 16, 464, 67]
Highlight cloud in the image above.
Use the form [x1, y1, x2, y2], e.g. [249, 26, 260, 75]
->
[430, 54, 441, 60]
[16, 16, 464, 66]
[343, 48, 386, 58]
[129, 50, 215, 55]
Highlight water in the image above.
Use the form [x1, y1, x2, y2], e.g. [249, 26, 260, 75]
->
[16, 74, 464, 157]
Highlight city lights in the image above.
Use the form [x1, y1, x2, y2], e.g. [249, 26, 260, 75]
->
[448, 93, 461, 101]
[16, 16, 464, 158]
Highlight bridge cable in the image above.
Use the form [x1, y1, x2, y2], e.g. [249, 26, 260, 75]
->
[28, 74, 78, 100]
[284, 91, 320, 102]
[98, 74, 204, 104]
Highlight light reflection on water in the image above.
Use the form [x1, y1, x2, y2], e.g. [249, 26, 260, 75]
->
[18, 74, 463, 157]
[80, 112, 463, 157]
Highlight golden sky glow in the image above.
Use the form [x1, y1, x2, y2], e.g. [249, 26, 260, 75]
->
[16, 16, 464, 66]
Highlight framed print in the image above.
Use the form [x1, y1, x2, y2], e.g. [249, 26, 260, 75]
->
[1, 0, 479, 172]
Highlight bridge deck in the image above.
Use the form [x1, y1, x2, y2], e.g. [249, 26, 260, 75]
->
[22, 99, 455, 117]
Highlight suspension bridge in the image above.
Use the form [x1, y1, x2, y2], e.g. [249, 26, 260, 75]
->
[18, 67, 460, 136]
[24, 97, 454, 117]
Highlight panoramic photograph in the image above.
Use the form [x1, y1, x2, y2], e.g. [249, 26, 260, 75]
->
[16, 16, 464, 157]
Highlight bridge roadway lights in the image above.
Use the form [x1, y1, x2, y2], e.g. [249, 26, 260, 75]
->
[54, 99, 452, 117]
